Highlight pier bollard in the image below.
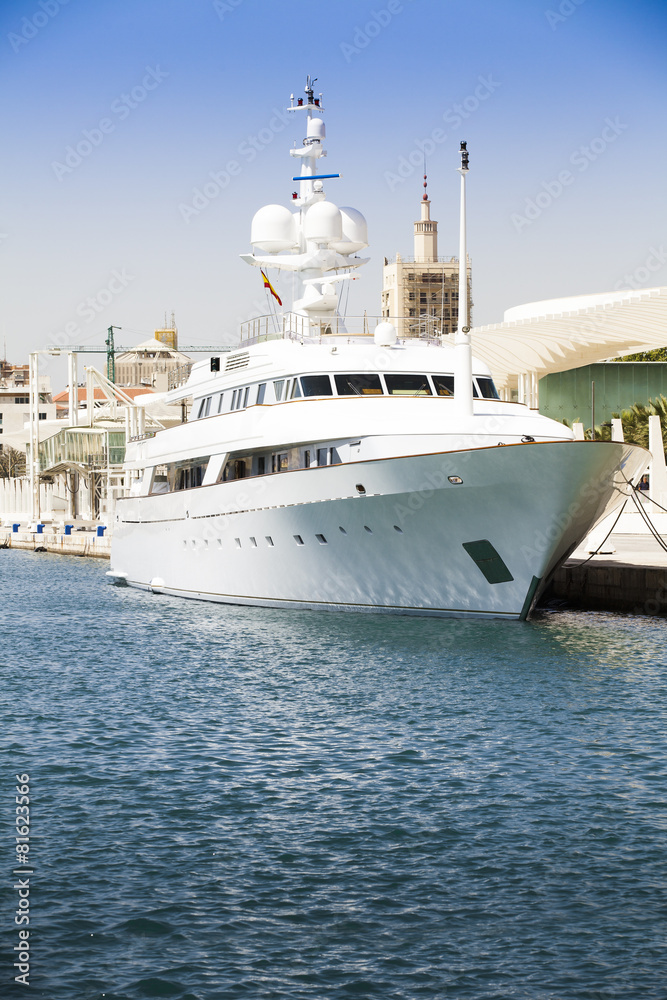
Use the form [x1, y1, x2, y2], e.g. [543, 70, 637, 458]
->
[36, 523, 44, 535]
[12, 523, 20, 533]
[96, 525, 106, 537]
[64, 525, 73, 536]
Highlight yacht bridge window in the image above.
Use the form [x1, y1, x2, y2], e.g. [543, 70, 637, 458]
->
[334, 373, 383, 396]
[193, 370, 499, 414]
[384, 374, 432, 396]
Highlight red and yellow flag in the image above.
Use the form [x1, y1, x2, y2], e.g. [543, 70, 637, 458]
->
[260, 269, 282, 307]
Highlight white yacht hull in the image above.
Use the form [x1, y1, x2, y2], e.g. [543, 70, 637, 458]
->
[110, 440, 646, 620]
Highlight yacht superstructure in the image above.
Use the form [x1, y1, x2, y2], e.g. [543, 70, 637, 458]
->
[108, 79, 648, 619]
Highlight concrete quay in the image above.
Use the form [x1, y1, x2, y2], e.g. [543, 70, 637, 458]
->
[0, 524, 111, 559]
[546, 534, 667, 615]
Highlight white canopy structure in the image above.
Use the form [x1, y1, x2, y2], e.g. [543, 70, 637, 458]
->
[471, 286, 667, 406]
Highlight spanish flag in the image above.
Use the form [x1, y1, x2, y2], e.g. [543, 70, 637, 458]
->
[261, 269, 282, 307]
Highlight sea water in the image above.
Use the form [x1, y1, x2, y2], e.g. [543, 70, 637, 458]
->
[2, 548, 667, 999]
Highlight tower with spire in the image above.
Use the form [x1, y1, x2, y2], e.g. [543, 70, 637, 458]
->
[381, 172, 471, 339]
[413, 170, 438, 261]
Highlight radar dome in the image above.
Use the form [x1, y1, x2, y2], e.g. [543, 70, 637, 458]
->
[303, 201, 343, 243]
[330, 207, 369, 255]
[307, 118, 326, 140]
[374, 322, 397, 347]
[251, 204, 297, 253]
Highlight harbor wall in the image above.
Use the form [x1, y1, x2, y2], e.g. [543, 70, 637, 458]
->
[0, 527, 111, 559]
[547, 561, 667, 615]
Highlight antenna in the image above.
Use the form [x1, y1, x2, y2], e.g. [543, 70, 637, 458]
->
[453, 141, 473, 416]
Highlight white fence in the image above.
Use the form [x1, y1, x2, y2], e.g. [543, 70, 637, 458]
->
[0, 479, 67, 521]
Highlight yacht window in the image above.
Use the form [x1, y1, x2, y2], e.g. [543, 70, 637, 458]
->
[197, 396, 212, 418]
[473, 381, 480, 398]
[301, 375, 333, 397]
[384, 374, 432, 396]
[278, 453, 288, 471]
[432, 375, 455, 397]
[304, 450, 311, 468]
[231, 390, 237, 410]
[257, 383, 266, 405]
[257, 456, 265, 475]
[475, 377, 500, 400]
[334, 373, 383, 396]
[175, 458, 209, 491]
[150, 466, 169, 494]
[273, 380, 285, 401]
[330, 447, 341, 465]
[317, 448, 328, 467]
[217, 393, 225, 413]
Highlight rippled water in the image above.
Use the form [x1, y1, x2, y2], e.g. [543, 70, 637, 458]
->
[2, 548, 667, 999]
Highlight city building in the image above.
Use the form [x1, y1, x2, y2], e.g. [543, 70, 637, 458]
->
[114, 318, 191, 391]
[0, 364, 56, 453]
[381, 176, 471, 339]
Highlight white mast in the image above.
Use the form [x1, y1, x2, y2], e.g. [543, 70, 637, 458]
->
[241, 77, 369, 333]
[453, 141, 473, 416]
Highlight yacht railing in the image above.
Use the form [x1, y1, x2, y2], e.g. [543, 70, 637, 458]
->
[239, 313, 447, 346]
[168, 362, 194, 390]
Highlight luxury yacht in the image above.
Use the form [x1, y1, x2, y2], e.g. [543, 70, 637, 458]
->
[108, 78, 647, 619]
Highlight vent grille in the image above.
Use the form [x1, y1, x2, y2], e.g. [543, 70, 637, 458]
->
[225, 352, 250, 372]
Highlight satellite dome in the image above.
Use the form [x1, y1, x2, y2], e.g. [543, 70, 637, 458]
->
[330, 207, 369, 255]
[251, 204, 298, 253]
[374, 322, 397, 347]
[303, 201, 343, 243]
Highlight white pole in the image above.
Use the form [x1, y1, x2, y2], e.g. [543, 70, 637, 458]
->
[68, 352, 78, 427]
[86, 367, 94, 427]
[453, 142, 473, 417]
[29, 353, 39, 521]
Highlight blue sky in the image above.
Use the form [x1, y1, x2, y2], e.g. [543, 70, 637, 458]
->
[1, 0, 666, 384]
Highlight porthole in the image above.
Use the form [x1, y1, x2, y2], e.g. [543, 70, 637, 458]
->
[217, 539, 223, 549]
[265, 536, 274, 547]
[249, 537, 257, 547]
[234, 538, 241, 548]
[448, 475, 463, 485]
[339, 526, 347, 534]
[393, 525, 403, 533]
[364, 525, 372, 533]
[315, 534, 328, 544]
[294, 534, 304, 546]
[356, 484, 366, 495]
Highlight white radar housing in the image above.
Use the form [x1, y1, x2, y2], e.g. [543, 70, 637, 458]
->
[374, 322, 398, 347]
[303, 201, 342, 243]
[251, 204, 298, 253]
[330, 207, 369, 255]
